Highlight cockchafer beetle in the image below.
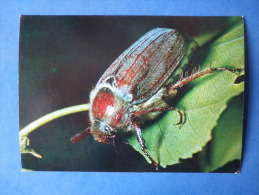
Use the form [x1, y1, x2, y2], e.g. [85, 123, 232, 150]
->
[71, 28, 236, 169]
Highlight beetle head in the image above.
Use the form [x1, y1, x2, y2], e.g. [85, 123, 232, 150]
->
[91, 120, 117, 144]
[89, 86, 127, 144]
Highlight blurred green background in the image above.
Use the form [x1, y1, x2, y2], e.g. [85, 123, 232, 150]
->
[19, 16, 241, 172]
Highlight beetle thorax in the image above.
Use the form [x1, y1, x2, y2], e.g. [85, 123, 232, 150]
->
[91, 88, 125, 126]
[89, 85, 129, 143]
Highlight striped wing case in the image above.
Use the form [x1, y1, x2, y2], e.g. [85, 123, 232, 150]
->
[98, 28, 198, 104]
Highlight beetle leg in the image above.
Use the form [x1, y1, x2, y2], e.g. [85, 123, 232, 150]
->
[113, 141, 119, 154]
[132, 107, 183, 125]
[133, 121, 146, 149]
[132, 121, 159, 170]
[111, 135, 119, 154]
[170, 67, 238, 91]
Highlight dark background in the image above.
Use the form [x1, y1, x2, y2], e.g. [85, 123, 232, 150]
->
[19, 16, 239, 172]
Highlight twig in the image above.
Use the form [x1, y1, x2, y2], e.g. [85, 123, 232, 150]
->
[19, 104, 90, 157]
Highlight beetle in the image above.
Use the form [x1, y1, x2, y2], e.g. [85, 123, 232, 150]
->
[71, 28, 236, 169]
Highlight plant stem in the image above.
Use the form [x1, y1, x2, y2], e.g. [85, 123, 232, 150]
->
[19, 104, 90, 137]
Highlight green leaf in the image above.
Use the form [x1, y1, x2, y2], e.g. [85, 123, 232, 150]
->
[199, 95, 243, 172]
[126, 20, 245, 168]
[194, 16, 243, 47]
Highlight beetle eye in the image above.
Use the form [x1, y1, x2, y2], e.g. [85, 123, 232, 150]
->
[104, 126, 111, 133]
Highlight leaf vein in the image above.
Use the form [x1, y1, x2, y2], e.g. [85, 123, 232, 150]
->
[158, 122, 174, 161]
[211, 36, 244, 47]
[186, 113, 199, 137]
